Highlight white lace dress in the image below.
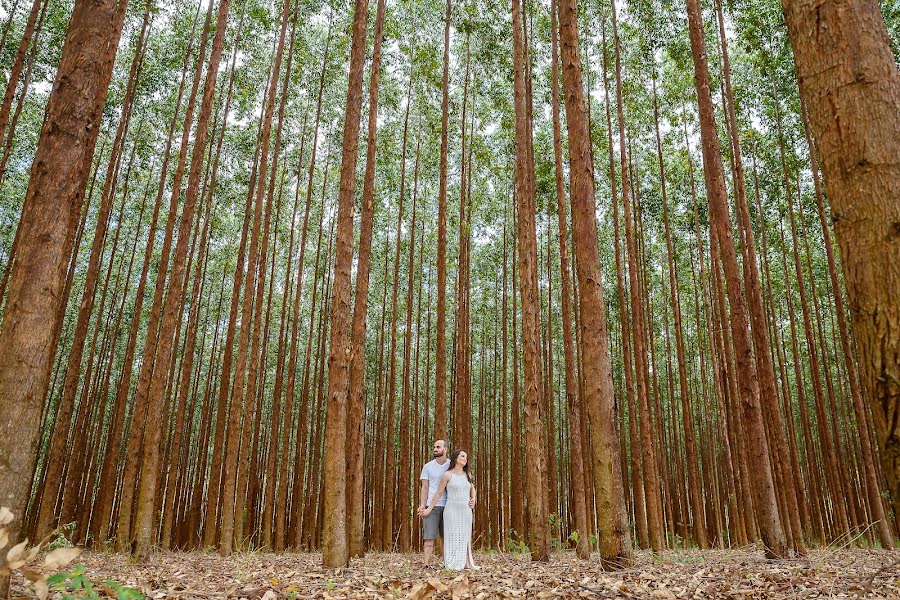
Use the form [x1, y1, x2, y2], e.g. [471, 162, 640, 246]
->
[443, 473, 477, 570]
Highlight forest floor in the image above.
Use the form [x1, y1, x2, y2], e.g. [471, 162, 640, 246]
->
[10, 545, 899, 599]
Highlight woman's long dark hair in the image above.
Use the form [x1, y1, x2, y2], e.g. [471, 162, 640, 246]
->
[448, 449, 472, 481]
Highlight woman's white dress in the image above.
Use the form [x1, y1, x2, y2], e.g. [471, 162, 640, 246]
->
[443, 473, 477, 570]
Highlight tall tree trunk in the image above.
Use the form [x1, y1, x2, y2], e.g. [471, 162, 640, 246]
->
[683, 0, 787, 558]
[798, 104, 894, 548]
[346, 0, 387, 556]
[550, 0, 588, 560]
[556, 0, 632, 567]
[781, 0, 900, 531]
[713, 0, 804, 554]
[0, 0, 127, 589]
[512, 0, 549, 563]
[34, 5, 149, 539]
[608, 0, 664, 551]
[322, 0, 370, 567]
[599, 16, 647, 549]
[433, 0, 451, 441]
[0, 0, 42, 145]
[453, 41, 472, 454]
[382, 82, 413, 550]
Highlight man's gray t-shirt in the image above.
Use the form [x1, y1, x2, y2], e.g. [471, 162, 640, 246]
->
[420, 459, 450, 507]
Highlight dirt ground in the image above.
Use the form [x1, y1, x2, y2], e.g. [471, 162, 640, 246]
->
[10, 545, 900, 599]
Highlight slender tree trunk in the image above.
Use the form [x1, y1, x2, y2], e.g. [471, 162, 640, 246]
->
[322, 0, 370, 566]
[550, 0, 588, 560]
[433, 0, 451, 441]
[346, 0, 387, 556]
[652, 77, 707, 550]
[397, 139, 421, 553]
[382, 84, 413, 550]
[509, 203, 525, 541]
[0, 0, 42, 144]
[683, 0, 786, 558]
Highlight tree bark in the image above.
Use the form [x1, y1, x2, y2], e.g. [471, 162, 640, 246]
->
[346, 0, 387, 556]
[322, 0, 370, 566]
[683, 0, 787, 558]
[781, 0, 900, 533]
[0, 0, 127, 588]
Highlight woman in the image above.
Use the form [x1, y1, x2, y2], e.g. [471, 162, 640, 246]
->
[421, 450, 479, 570]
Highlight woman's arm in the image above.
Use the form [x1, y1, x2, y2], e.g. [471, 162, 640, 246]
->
[469, 482, 477, 509]
[424, 473, 451, 513]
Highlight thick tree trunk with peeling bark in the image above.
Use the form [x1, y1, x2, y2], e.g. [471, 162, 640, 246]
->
[781, 0, 900, 528]
[0, 0, 127, 591]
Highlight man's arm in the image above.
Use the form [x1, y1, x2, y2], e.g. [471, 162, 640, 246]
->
[419, 479, 429, 510]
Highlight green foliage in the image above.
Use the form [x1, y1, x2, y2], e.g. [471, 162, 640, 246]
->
[506, 529, 529, 554]
[48, 565, 144, 600]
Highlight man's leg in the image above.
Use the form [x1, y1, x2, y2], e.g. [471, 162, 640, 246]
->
[423, 539, 434, 565]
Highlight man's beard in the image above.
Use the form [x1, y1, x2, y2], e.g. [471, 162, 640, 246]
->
[433, 451, 443, 458]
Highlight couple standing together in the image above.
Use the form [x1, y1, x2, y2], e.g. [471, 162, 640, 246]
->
[417, 440, 480, 570]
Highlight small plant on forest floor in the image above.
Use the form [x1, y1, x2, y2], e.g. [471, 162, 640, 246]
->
[47, 522, 77, 550]
[671, 551, 704, 565]
[506, 529, 529, 554]
[1, 506, 143, 599]
[48, 564, 144, 600]
[567, 530, 580, 549]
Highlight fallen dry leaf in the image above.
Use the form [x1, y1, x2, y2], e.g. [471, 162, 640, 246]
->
[43, 546, 81, 569]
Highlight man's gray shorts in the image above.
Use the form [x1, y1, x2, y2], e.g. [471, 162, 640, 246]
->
[423, 506, 444, 540]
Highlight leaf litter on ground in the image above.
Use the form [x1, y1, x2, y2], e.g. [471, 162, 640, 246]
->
[8, 545, 899, 599]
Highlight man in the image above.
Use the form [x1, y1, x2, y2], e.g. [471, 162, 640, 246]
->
[417, 439, 450, 566]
